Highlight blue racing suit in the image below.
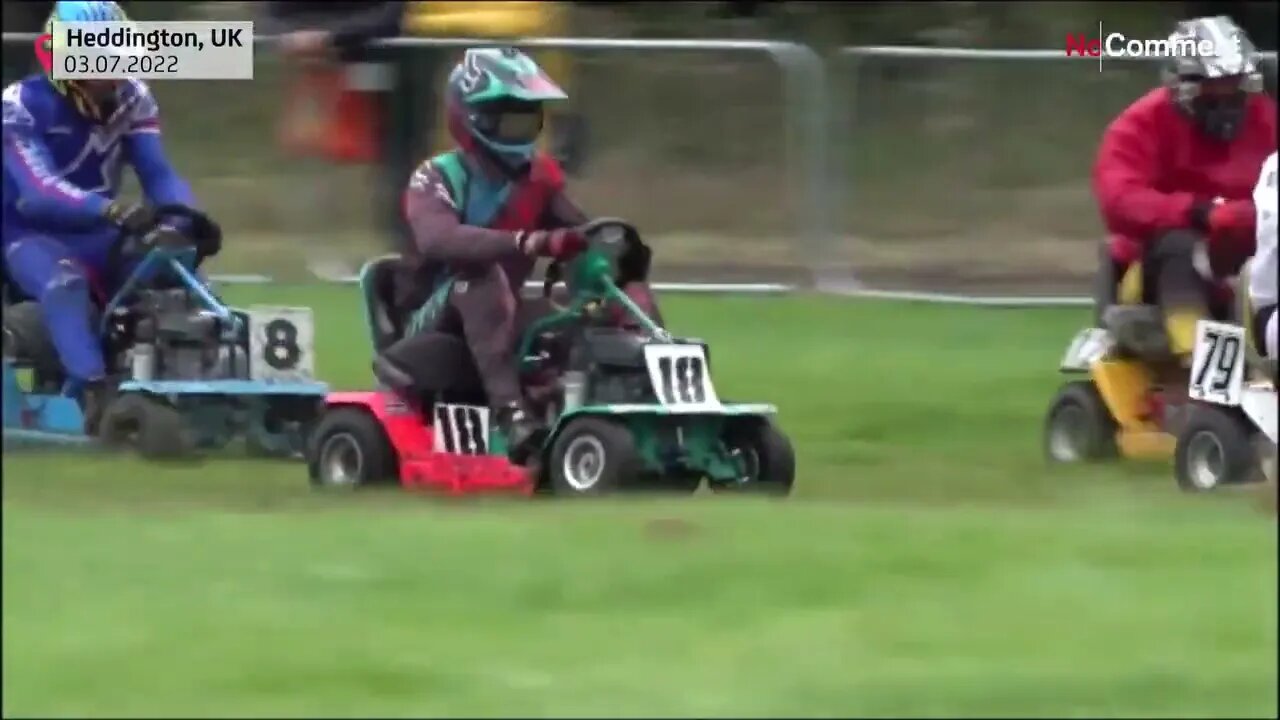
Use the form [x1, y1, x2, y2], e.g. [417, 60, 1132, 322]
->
[2, 74, 195, 385]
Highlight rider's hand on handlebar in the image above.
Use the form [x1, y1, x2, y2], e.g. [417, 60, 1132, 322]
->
[1206, 198, 1256, 244]
[517, 228, 587, 260]
[103, 201, 156, 235]
[139, 223, 188, 250]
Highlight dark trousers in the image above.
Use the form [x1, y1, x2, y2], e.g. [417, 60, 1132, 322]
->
[382, 264, 665, 411]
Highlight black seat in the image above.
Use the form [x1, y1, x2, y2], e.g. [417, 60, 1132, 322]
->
[359, 255, 408, 354]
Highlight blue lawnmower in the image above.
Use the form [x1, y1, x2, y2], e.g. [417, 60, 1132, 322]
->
[2, 205, 329, 459]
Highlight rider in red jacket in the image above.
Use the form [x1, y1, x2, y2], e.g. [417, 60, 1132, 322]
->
[1093, 15, 1277, 360]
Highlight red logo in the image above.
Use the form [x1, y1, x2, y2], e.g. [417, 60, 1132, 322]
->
[1064, 33, 1103, 57]
[34, 33, 53, 74]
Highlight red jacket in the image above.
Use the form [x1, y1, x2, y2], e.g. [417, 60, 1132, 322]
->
[1094, 87, 1277, 268]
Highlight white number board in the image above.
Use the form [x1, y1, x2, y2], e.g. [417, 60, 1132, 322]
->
[1188, 320, 1246, 407]
[247, 305, 316, 382]
[1060, 327, 1112, 371]
[644, 344, 721, 412]
[433, 403, 490, 455]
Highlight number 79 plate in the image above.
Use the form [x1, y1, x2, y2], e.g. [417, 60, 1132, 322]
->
[1188, 320, 1246, 406]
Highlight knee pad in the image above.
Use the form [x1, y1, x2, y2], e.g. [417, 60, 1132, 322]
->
[37, 267, 94, 321]
[40, 264, 90, 301]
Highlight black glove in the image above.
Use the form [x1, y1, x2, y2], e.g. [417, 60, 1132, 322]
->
[139, 222, 188, 250]
[103, 201, 156, 235]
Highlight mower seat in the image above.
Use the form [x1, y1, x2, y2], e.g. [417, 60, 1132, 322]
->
[358, 255, 408, 354]
[1101, 305, 1171, 359]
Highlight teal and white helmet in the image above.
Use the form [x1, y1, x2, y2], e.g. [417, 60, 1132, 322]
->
[445, 47, 568, 173]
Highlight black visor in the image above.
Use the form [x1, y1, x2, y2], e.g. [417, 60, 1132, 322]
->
[472, 100, 544, 145]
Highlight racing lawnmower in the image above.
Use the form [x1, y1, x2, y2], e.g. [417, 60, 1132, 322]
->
[2, 204, 329, 459]
[306, 218, 796, 497]
[1043, 251, 1273, 491]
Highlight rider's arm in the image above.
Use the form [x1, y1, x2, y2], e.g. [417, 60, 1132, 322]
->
[537, 155, 587, 228]
[543, 191, 589, 228]
[2, 86, 111, 227]
[1249, 152, 1278, 305]
[1092, 106, 1201, 242]
[403, 163, 521, 265]
[122, 82, 196, 208]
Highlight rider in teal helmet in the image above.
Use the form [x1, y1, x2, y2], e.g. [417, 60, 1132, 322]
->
[384, 47, 664, 465]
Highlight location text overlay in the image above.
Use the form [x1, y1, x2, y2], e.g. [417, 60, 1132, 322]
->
[49, 21, 254, 80]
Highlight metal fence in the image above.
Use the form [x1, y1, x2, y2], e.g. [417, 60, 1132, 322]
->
[2, 33, 822, 293]
[3, 33, 1276, 303]
[826, 46, 1279, 305]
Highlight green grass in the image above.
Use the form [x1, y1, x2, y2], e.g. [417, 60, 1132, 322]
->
[3, 287, 1277, 718]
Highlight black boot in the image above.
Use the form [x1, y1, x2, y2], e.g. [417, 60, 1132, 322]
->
[497, 401, 544, 466]
[80, 379, 115, 436]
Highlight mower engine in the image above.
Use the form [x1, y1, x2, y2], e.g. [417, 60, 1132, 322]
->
[108, 289, 248, 382]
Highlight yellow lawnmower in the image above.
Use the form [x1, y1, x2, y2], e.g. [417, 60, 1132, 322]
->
[1044, 257, 1275, 491]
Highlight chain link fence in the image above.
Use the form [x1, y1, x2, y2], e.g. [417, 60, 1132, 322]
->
[826, 47, 1279, 301]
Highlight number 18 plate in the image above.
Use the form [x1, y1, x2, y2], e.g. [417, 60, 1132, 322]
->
[643, 344, 721, 412]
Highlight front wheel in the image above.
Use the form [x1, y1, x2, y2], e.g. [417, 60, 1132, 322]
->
[1174, 405, 1262, 492]
[711, 419, 796, 496]
[547, 417, 643, 496]
[1043, 381, 1118, 464]
[307, 407, 398, 488]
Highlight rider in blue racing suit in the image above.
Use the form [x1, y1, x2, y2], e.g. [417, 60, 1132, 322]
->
[2, 1, 197, 433]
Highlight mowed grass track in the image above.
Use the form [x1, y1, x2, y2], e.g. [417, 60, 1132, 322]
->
[3, 287, 1277, 717]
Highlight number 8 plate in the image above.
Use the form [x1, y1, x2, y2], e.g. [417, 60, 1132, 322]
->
[248, 305, 316, 383]
[643, 344, 721, 412]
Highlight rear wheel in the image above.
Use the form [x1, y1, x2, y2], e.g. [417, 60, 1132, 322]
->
[1175, 405, 1262, 492]
[307, 407, 398, 488]
[99, 393, 197, 461]
[711, 419, 796, 496]
[1044, 381, 1118, 463]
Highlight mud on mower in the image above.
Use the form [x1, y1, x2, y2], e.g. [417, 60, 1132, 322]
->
[306, 218, 796, 497]
[2, 205, 328, 459]
[1044, 266, 1276, 492]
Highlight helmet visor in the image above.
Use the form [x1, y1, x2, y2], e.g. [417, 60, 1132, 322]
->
[474, 103, 545, 145]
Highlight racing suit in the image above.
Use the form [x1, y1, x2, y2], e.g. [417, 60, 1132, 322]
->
[1250, 151, 1277, 358]
[2, 75, 195, 386]
[1093, 86, 1277, 356]
[383, 148, 663, 413]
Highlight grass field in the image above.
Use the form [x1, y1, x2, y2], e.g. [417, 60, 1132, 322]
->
[3, 286, 1277, 718]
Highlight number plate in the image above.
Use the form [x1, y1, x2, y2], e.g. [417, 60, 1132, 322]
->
[1061, 328, 1112, 371]
[247, 306, 316, 382]
[644, 344, 721, 412]
[1188, 320, 1246, 406]
[433, 403, 490, 455]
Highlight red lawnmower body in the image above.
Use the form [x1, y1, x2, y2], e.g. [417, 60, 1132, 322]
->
[324, 390, 532, 496]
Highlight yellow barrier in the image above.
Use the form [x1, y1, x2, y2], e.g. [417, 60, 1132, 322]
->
[404, 1, 575, 157]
